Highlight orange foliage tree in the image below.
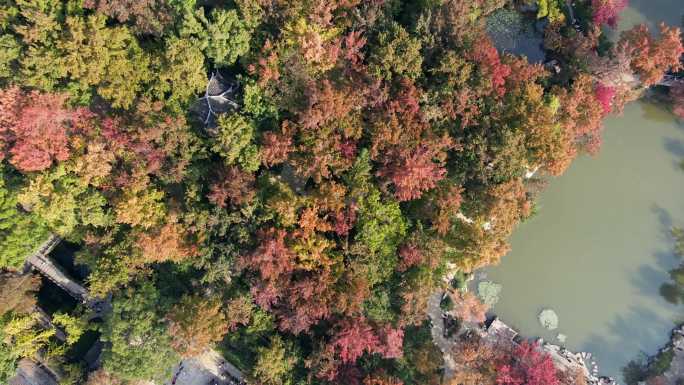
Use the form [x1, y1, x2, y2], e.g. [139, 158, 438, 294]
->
[619, 24, 684, 87]
[167, 295, 229, 358]
[134, 221, 198, 264]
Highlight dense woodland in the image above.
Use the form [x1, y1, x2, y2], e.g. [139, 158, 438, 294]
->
[0, 0, 682, 384]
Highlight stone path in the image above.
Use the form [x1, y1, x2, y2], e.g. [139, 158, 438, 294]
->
[427, 292, 458, 378]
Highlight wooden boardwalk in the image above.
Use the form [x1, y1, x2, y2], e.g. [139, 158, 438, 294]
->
[24, 234, 89, 303]
[23, 235, 244, 384]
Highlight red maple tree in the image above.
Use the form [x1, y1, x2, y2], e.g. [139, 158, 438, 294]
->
[331, 318, 404, 363]
[261, 129, 293, 167]
[0, 87, 90, 172]
[377, 142, 451, 201]
[397, 243, 423, 271]
[135, 221, 199, 264]
[377, 325, 404, 359]
[592, 0, 628, 28]
[432, 185, 463, 235]
[240, 228, 294, 282]
[333, 319, 381, 363]
[208, 166, 256, 208]
[496, 341, 560, 385]
[240, 228, 339, 334]
[471, 38, 512, 97]
[558, 74, 605, 155]
[594, 83, 616, 115]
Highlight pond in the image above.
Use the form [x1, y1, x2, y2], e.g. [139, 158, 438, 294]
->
[483, 3, 684, 380]
[485, 103, 684, 377]
[484, 0, 684, 379]
[483, 100, 684, 378]
[487, 8, 546, 63]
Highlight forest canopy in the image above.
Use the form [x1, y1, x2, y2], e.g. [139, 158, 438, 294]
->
[0, 0, 681, 384]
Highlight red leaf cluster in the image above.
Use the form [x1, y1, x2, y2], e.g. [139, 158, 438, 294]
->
[241, 228, 294, 282]
[135, 221, 199, 264]
[470, 38, 512, 97]
[241, 228, 337, 333]
[333, 319, 380, 363]
[96, 102, 194, 185]
[377, 143, 449, 201]
[331, 318, 404, 363]
[370, 79, 457, 201]
[343, 31, 367, 70]
[311, 318, 404, 381]
[397, 243, 423, 271]
[333, 204, 357, 236]
[496, 342, 560, 385]
[594, 83, 616, 115]
[208, 166, 256, 208]
[300, 79, 358, 130]
[592, 0, 628, 28]
[433, 185, 463, 235]
[377, 325, 404, 359]
[83, 0, 174, 35]
[289, 78, 369, 181]
[0, 87, 89, 172]
[249, 40, 280, 86]
[261, 130, 293, 167]
[558, 74, 605, 155]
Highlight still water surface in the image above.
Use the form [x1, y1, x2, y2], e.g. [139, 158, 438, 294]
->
[485, 3, 684, 379]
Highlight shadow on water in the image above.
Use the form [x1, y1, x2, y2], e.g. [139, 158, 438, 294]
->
[510, 203, 684, 380]
[640, 100, 681, 124]
[651, 205, 675, 240]
[647, 205, 681, 301]
[601, 205, 684, 382]
[657, 98, 684, 167]
[631, 262, 670, 298]
[663, 137, 684, 170]
[583, 305, 675, 381]
[627, 0, 684, 30]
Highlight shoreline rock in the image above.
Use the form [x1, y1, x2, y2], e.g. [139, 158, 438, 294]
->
[634, 324, 684, 385]
[427, 290, 617, 385]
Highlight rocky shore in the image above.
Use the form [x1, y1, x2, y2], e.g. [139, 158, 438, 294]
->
[482, 317, 617, 385]
[427, 290, 618, 385]
[634, 324, 684, 385]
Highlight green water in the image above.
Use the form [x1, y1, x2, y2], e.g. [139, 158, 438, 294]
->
[486, 102, 684, 379]
[486, 3, 684, 379]
[614, 0, 683, 34]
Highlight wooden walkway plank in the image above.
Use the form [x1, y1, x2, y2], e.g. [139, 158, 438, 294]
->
[24, 234, 89, 303]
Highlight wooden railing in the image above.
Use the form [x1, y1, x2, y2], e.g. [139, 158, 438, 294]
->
[24, 235, 88, 303]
